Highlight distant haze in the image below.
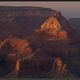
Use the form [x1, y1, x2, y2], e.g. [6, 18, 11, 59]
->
[0, 1, 80, 19]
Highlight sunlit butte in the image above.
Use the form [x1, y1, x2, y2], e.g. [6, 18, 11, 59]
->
[40, 16, 68, 40]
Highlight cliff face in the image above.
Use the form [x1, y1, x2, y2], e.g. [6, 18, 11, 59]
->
[35, 16, 68, 40]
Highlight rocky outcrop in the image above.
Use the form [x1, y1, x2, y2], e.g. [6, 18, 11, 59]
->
[9, 36, 32, 56]
[35, 16, 68, 40]
[0, 35, 32, 68]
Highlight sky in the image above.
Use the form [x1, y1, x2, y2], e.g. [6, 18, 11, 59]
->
[0, 1, 80, 18]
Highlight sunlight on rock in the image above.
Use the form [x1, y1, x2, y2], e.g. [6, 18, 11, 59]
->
[35, 16, 68, 40]
[15, 60, 20, 73]
[54, 57, 67, 74]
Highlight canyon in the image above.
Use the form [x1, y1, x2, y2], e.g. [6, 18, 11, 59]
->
[0, 7, 79, 78]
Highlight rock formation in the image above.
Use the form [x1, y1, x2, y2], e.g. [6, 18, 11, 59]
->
[0, 7, 79, 78]
[35, 16, 68, 40]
